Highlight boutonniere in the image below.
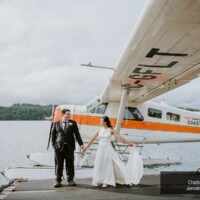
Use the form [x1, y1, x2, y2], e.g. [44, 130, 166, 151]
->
[68, 122, 73, 126]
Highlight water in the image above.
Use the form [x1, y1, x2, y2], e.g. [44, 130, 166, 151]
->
[0, 121, 200, 174]
[0, 121, 53, 171]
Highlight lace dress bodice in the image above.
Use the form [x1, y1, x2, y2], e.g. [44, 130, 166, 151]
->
[98, 127, 112, 145]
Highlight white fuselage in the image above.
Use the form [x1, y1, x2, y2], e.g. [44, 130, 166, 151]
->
[58, 100, 200, 144]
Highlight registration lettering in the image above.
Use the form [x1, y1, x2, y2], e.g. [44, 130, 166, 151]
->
[128, 48, 188, 88]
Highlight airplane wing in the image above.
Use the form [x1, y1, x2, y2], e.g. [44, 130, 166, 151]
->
[101, 0, 200, 103]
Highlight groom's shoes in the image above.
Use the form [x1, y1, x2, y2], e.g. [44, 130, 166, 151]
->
[54, 181, 61, 188]
[67, 180, 77, 186]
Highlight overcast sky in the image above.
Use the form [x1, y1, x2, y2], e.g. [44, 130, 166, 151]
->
[0, 0, 200, 108]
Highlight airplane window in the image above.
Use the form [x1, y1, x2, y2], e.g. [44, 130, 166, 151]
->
[166, 112, 180, 122]
[86, 96, 101, 110]
[88, 103, 108, 114]
[148, 108, 162, 118]
[123, 107, 144, 121]
[90, 107, 96, 113]
[95, 103, 108, 114]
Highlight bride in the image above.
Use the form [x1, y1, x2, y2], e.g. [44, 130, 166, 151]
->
[83, 116, 143, 188]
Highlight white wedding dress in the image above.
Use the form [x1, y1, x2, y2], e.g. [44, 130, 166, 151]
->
[92, 127, 143, 187]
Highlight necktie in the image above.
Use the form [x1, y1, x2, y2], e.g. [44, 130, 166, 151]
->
[64, 121, 68, 133]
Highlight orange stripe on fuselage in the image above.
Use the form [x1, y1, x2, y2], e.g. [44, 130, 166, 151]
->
[71, 114, 200, 134]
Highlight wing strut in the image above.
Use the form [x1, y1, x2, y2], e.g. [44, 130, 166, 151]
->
[115, 87, 130, 133]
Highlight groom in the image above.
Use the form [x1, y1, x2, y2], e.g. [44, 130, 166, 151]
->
[51, 108, 85, 187]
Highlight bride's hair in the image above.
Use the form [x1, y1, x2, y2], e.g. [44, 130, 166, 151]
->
[103, 116, 112, 128]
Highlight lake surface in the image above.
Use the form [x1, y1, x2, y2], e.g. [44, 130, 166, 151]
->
[0, 121, 53, 171]
[0, 121, 200, 174]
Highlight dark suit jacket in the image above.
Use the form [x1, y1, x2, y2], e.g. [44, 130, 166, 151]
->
[51, 120, 83, 151]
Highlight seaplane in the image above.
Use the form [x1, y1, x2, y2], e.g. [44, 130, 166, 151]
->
[38, 0, 200, 166]
[52, 0, 200, 150]
[3, 0, 200, 181]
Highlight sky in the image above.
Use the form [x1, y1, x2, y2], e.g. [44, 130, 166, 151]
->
[0, 0, 200, 108]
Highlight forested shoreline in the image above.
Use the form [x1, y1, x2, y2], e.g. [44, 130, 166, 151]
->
[0, 104, 53, 120]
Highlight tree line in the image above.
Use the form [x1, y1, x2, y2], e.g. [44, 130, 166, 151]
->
[0, 104, 199, 120]
[0, 104, 54, 120]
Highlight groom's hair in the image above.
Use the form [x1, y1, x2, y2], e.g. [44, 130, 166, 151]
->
[61, 109, 71, 114]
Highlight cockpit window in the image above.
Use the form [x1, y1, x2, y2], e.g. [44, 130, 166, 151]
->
[89, 107, 96, 113]
[87, 103, 108, 114]
[95, 103, 108, 114]
[86, 96, 101, 110]
[123, 107, 144, 121]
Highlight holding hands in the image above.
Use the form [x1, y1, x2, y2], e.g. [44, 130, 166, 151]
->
[82, 147, 87, 153]
[81, 145, 86, 152]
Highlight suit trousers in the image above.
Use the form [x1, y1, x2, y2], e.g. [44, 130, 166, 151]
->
[54, 144, 74, 182]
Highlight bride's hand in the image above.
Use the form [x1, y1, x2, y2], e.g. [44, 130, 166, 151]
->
[128, 143, 136, 147]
